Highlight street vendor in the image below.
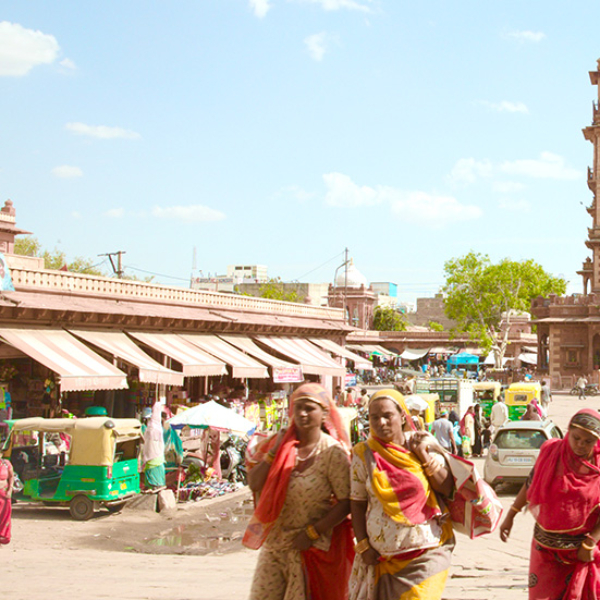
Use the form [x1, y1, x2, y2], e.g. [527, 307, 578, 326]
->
[142, 402, 166, 489]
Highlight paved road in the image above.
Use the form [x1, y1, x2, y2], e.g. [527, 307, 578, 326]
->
[2, 391, 588, 600]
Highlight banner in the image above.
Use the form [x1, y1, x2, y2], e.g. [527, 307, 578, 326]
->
[273, 366, 303, 383]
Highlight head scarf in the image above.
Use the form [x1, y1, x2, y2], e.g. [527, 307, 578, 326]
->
[243, 383, 349, 549]
[368, 388, 415, 431]
[527, 409, 600, 533]
[530, 398, 543, 418]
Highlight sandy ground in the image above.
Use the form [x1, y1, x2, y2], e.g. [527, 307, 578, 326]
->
[1, 392, 588, 600]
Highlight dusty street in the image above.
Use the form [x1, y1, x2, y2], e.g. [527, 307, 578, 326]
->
[2, 391, 589, 600]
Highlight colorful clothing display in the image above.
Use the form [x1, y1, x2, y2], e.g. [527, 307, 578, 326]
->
[526, 409, 600, 600]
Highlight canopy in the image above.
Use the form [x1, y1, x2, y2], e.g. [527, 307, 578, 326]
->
[404, 394, 429, 412]
[447, 352, 479, 366]
[167, 400, 256, 435]
[0, 328, 128, 392]
[308, 338, 373, 371]
[483, 353, 510, 366]
[347, 343, 398, 358]
[518, 352, 538, 365]
[127, 331, 227, 377]
[255, 336, 345, 377]
[69, 329, 184, 386]
[179, 334, 269, 379]
[399, 348, 430, 361]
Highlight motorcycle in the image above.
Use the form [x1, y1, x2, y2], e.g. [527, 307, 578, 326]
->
[569, 383, 599, 396]
[220, 435, 248, 485]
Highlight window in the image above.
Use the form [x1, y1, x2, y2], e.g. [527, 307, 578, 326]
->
[494, 429, 547, 450]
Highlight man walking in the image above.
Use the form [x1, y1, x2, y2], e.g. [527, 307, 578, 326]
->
[576, 375, 588, 401]
[540, 380, 552, 413]
[431, 411, 457, 454]
[490, 395, 509, 434]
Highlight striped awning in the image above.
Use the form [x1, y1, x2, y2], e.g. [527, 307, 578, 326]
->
[69, 329, 184, 387]
[308, 338, 373, 371]
[255, 336, 345, 378]
[127, 331, 227, 377]
[0, 328, 128, 392]
[179, 334, 269, 379]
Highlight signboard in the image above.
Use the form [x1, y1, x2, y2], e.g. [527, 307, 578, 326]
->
[0, 253, 14, 292]
[273, 366, 304, 383]
[345, 373, 357, 387]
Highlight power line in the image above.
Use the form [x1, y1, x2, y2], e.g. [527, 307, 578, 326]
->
[123, 265, 190, 282]
[294, 251, 346, 282]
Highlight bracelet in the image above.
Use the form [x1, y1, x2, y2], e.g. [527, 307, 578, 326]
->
[354, 538, 371, 554]
[264, 450, 276, 465]
[585, 533, 598, 544]
[509, 505, 521, 514]
[581, 541, 596, 551]
[305, 525, 320, 541]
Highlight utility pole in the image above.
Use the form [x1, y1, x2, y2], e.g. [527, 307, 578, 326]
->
[99, 251, 126, 279]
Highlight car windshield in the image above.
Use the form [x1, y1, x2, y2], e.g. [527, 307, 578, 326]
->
[494, 429, 547, 450]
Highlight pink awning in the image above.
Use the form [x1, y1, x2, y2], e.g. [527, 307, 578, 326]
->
[127, 332, 227, 377]
[179, 334, 269, 379]
[0, 328, 128, 392]
[308, 338, 374, 371]
[69, 330, 184, 387]
[255, 336, 345, 378]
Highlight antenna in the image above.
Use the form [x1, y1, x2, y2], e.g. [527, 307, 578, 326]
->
[192, 246, 197, 271]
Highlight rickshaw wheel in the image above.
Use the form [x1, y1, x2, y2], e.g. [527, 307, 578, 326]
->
[69, 495, 94, 520]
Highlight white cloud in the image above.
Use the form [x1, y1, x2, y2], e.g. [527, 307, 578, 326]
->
[59, 58, 76, 70]
[506, 30, 545, 43]
[498, 197, 531, 212]
[105, 208, 125, 218]
[323, 172, 482, 227]
[71, 211, 82, 219]
[296, 0, 374, 12]
[305, 32, 328, 61]
[151, 205, 226, 223]
[500, 152, 581, 180]
[479, 100, 529, 114]
[0, 21, 59, 76]
[249, 0, 271, 18]
[66, 122, 141, 140]
[493, 181, 526, 194]
[279, 185, 315, 202]
[448, 158, 493, 185]
[51, 165, 83, 179]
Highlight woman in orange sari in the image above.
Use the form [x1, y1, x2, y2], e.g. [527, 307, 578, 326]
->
[349, 389, 455, 600]
[244, 383, 354, 600]
[500, 408, 600, 599]
[0, 457, 14, 545]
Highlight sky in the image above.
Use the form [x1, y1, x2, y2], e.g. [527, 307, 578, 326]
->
[0, 1, 599, 305]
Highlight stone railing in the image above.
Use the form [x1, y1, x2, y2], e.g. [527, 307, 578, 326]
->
[531, 293, 597, 308]
[10, 267, 345, 320]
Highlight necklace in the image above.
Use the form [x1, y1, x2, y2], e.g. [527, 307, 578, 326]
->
[295, 438, 320, 465]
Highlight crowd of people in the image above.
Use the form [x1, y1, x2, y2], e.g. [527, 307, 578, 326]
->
[243, 382, 600, 600]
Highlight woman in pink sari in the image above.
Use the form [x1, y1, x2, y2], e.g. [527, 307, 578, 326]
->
[0, 457, 14, 545]
[500, 409, 600, 599]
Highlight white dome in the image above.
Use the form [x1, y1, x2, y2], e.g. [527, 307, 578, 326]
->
[335, 259, 368, 288]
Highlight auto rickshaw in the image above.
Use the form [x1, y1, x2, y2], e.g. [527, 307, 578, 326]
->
[2, 416, 142, 520]
[504, 382, 542, 420]
[472, 382, 501, 419]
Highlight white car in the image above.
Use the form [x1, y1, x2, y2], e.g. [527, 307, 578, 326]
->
[484, 420, 563, 489]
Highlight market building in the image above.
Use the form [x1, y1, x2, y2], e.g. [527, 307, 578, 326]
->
[532, 58, 600, 388]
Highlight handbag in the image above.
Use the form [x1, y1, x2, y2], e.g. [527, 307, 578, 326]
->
[441, 453, 503, 539]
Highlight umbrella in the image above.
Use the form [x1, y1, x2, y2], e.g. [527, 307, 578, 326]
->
[403, 394, 430, 412]
[167, 400, 256, 435]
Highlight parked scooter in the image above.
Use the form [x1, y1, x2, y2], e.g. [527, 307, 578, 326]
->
[569, 383, 599, 396]
[220, 435, 247, 485]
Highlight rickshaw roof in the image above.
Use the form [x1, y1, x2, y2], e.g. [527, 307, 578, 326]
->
[507, 382, 541, 391]
[472, 382, 501, 390]
[9, 416, 142, 436]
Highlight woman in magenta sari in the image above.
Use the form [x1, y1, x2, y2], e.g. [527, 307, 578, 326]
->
[500, 409, 600, 599]
[0, 457, 14, 545]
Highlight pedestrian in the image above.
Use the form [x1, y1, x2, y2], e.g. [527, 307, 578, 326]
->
[410, 406, 426, 431]
[481, 420, 492, 453]
[500, 409, 600, 598]
[490, 395, 509, 434]
[540, 380, 552, 413]
[359, 388, 369, 408]
[244, 383, 354, 600]
[577, 375, 588, 400]
[0, 456, 14, 544]
[431, 410, 457, 454]
[448, 410, 463, 457]
[460, 406, 476, 458]
[472, 404, 483, 457]
[521, 404, 542, 421]
[348, 389, 455, 600]
[142, 402, 166, 489]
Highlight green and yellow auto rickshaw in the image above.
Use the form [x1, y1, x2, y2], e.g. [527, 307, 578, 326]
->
[2, 416, 142, 520]
[504, 382, 542, 421]
[472, 382, 501, 419]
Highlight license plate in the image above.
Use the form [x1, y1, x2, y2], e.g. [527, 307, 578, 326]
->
[120, 482, 127, 490]
[505, 456, 533, 465]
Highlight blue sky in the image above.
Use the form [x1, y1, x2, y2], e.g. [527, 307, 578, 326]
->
[0, 1, 598, 304]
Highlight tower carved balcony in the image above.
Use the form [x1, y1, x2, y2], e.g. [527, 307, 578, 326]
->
[594, 101, 600, 124]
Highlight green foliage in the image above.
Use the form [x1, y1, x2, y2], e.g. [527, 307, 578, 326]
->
[441, 251, 567, 362]
[258, 277, 304, 303]
[373, 306, 407, 331]
[13, 236, 41, 257]
[428, 321, 444, 331]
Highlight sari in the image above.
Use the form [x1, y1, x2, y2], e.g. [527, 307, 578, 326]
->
[0, 459, 13, 544]
[244, 383, 354, 600]
[526, 409, 600, 600]
[349, 390, 454, 600]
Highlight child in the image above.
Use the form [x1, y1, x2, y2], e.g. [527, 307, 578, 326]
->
[481, 419, 492, 453]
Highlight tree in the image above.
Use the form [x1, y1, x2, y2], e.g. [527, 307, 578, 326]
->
[428, 321, 444, 332]
[372, 306, 407, 331]
[441, 252, 567, 367]
[258, 277, 304, 303]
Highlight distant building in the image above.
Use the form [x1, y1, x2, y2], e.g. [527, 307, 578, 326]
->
[227, 264, 268, 284]
[407, 294, 456, 330]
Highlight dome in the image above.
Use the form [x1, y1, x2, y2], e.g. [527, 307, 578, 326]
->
[335, 259, 368, 288]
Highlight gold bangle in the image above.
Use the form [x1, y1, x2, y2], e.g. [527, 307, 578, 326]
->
[354, 538, 371, 554]
[509, 505, 521, 514]
[306, 525, 320, 541]
[582, 541, 596, 551]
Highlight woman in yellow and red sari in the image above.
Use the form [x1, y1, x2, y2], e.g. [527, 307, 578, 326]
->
[349, 389, 455, 600]
[500, 408, 600, 599]
[243, 383, 354, 600]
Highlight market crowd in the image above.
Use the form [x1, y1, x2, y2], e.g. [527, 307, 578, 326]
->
[242, 383, 600, 600]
